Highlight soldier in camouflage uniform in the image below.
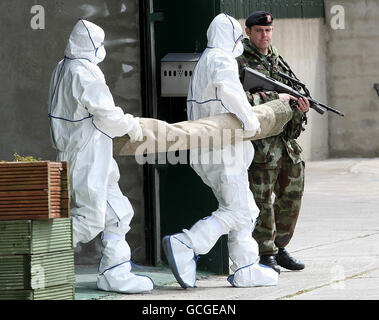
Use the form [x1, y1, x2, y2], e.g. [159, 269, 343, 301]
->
[236, 11, 309, 273]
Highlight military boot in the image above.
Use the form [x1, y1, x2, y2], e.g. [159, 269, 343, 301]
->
[259, 255, 281, 274]
[276, 248, 305, 271]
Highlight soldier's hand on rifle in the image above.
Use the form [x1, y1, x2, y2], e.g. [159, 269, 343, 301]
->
[279, 94, 309, 113]
[279, 93, 297, 103]
[296, 97, 310, 113]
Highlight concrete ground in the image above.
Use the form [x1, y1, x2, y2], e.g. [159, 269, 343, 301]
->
[75, 158, 379, 300]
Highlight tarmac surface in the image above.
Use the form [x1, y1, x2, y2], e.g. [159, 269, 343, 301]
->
[75, 158, 379, 300]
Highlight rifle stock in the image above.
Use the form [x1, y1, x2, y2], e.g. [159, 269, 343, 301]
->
[242, 67, 344, 117]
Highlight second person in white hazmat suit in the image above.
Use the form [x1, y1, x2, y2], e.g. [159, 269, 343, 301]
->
[48, 19, 154, 293]
[162, 13, 279, 288]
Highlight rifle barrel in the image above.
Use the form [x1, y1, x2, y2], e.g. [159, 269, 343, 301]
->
[308, 98, 345, 117]
[243, 68, 345, 117]
[277, 72, 345, 117]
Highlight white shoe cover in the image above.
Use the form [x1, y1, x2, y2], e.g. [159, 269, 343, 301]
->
[97, 234, 154, 294]
[162, 233, 197, 289]
[183, 216, 228, 255]
[97, 262, 154, 294]
[228, 227, 259, 273]
[227, 227, 278, 287]
[228, 262, 278, 287]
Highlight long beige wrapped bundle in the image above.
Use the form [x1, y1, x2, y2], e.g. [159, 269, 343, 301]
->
[114, 99, 292, 156]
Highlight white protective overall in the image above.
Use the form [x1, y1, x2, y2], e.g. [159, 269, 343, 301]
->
[162, 13, 278, 288]
[48, 19, 153, 293]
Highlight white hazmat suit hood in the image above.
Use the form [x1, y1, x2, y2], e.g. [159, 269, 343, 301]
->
[206, 13, 244, 57]
[48, 19, 152, 293]
[163, 14, 278, 289]
[64, 19, 106, 64]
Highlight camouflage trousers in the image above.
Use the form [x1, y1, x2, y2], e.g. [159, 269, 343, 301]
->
[248, 153, 304, 256]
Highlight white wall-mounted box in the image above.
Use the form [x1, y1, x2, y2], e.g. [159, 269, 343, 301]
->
[160, 53, 201, 97]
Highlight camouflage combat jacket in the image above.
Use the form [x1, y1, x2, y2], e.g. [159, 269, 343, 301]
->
[236, 38, 307, 169]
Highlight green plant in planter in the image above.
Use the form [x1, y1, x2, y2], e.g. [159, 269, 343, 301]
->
[0, 152, 43, 163]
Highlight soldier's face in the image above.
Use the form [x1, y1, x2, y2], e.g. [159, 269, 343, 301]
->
[246, 25, 273, 52]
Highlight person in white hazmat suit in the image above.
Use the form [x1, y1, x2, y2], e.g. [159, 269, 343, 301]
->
[48, 19, 154, 294]
[162, 13, 279, 288]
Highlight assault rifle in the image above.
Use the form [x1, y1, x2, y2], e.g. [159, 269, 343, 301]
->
[242, 67, 344, 117]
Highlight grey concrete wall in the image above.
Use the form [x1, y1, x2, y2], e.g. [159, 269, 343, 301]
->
[0, 0, 146, 264]
[325, 0, 379, 157]
[239, 18, 329, 161]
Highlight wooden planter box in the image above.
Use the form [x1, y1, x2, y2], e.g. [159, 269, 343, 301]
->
[0, 217, 75, 300]
[0, 284, 75, 300]
[0, 218, 73, 255]
[0, 250, 75, 290]
[0, 161, 70, 220]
